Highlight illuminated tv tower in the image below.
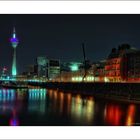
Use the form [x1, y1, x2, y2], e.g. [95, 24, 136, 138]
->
[10, 27, 19, 77]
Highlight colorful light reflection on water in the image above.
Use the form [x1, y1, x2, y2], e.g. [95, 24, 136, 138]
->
[9, 118, 19, 126]
[0, 87, 139, 126]
[126, 104, 136, 126]
[104, 104, 122, 126]
[28, 88, 47, 114]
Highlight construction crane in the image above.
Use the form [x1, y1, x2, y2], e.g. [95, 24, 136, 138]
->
[82, 43, 87, 81]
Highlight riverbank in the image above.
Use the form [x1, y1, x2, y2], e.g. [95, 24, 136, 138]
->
[28, 81, 140, 104]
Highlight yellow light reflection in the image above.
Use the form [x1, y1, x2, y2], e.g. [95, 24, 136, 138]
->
[126, 104, 136, 126]
[59, 92, 64, 113]
[48, 89, 54, 101]
[67, 93, 72, 114]
[71, 95, 95, 125]
[54, 90, 58, 101]
[87, 97, 94, 114]
[52, 90, 58, 112]
[85, 97, 95, 122]
[76, 95, 82, 104]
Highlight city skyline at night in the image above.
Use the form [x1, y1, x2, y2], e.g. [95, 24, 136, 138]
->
[0, 14, 140, 74]
[1, 1, 140, 139]
[0, 14, 140, 127]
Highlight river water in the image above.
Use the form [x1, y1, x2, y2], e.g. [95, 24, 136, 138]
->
[0, 87, 139, 126]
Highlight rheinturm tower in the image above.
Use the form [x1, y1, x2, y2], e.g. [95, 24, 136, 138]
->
[10, 27, 19, 77]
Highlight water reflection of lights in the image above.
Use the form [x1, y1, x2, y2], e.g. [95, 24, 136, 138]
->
[49, 89, 53, 94]
[9, 118, 19, 126]
[54, 90, 58, 100]
[76, 95, 82, 104]
[0, 89, 15, 101]
[0, 88, 25, 123]
[28, 88, 47, 114]
[104, 105, 122, 126]
[17, 89, 27, 100]
[59, 92, 64, 113]
[71, 95, 95, 124]
[48, 89, 53, 99]
[29, 89, 46, 100]
[60, 92, 64, 100]
[75, 95, 82, 116]
[9, 109, 19, 126]
[48, 89, 95, 124]
[86, 97, 94, 117]
[126, 104, 136, 126]
[67, 93, 72, 114]
[67, 93, 71, 102]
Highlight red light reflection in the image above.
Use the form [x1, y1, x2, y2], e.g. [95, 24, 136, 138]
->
[104, 104, 122, 126]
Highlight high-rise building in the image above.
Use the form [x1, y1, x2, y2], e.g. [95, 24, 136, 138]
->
[36, 57, 61, 80]
[48, 59, 60, 80]
[36, 56, 48, 77]
[10, 27, 19, 77]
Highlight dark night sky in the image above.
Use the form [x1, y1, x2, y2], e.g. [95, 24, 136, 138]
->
[0, 14, 140, 74]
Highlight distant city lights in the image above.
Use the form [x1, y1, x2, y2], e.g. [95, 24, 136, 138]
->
[72, 76, 95, 82]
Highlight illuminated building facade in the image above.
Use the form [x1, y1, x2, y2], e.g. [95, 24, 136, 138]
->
[105, 44, 138, 82]
[10, 27, 19, 77]
[34, 45, 140, 83]
[93, 60, 106, 82]
[37, 56, 48, 78]
[36, 57, 60, 80]
[17, 42, 140, 83]
[59, 61, 103, 82]
[58, 61, 106, 82]
[48, 59, 60, 81]
[60, 62, 83, 82]
[123, 51, 140, 82]
[105, 57, 122, 82]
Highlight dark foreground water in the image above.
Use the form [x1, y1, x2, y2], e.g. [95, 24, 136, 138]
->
[0, 87, 139, 126]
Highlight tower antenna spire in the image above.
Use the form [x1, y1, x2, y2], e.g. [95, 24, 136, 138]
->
[13, 26, 16, 38]
[13, 26, 15, 32]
